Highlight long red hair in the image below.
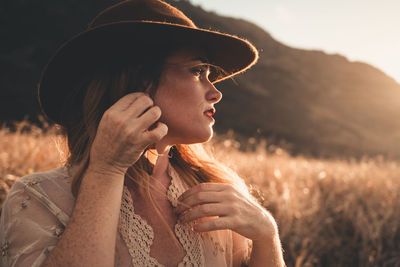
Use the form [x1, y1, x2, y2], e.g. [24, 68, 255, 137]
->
[59, 45, 240, 195]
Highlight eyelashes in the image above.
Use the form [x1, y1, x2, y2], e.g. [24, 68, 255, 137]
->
[190, 64, 211, 77]
[190, 63, 228, 82]
[164, 61, 226, 81]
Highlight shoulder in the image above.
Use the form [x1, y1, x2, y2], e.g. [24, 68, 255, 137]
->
[13, 166, 74, 202]
[3, 166, 75, 222]
[6, 166, 72, 201]
[16, 166, 72, 187]
[0, 167, 73, 267]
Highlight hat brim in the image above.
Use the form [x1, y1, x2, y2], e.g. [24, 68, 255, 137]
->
[38, 21, 258, 125]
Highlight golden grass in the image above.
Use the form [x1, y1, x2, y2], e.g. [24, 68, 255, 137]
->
[0, 121, 65, 204]
[1, 123, 399, 266]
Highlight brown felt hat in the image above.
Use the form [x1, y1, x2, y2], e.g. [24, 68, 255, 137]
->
[38, 0, 258, 125]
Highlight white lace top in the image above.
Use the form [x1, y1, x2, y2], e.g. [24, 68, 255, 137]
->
[0, 165, 252, 267]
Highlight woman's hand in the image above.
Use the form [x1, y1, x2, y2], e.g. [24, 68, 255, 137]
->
[89, 92, 168, 176]
[175, 183, 278, 242]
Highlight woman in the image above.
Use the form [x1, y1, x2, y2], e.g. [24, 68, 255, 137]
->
[0, 0, 285, 266]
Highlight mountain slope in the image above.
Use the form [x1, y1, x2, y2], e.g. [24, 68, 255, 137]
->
[2, 0, 400, 158]
[168, 0, 400, 158]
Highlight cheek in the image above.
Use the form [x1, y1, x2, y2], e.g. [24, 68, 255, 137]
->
[154, 94, 182, 126]
[155, 88, 198, 120]
[154, 76, 204, 129]
[159, 103, 192, 127]
[156, 99, 200, 137]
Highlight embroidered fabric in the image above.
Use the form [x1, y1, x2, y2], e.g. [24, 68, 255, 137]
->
[118, 164, 205, 267]
[0, 166, 252, 267]
[119, 188, 160, 266]
[167, 165, 205, 266]
[167, 166, 227, 258]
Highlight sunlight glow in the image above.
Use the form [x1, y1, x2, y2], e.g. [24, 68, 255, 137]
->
[191, 0, 400, 83]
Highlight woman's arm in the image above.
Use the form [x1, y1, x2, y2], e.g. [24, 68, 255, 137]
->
[232, 231, 284, 267]
[249, 235, 284, 267]
[42, 93, 167, 267]
[42, 168, 125, 267]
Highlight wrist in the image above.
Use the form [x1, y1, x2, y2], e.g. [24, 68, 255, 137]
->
[250, 234, 285, 267]
[252, 233, 280, 248]
[252, 210, 279, 242]
[87, 162, 127, 179]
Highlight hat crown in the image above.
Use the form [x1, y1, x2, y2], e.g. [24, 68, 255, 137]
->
[89, 0, 196, 29]
[38, 0, 258, 126]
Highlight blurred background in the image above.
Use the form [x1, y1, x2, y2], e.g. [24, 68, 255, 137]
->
[192, 0, 400, 83]
[2, 0, 400, 159]
[1, 0, 400, 266]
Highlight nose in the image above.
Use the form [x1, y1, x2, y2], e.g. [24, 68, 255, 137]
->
[206, 82, 222, 104]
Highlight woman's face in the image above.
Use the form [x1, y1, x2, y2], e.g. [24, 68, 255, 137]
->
[154, 48, 223, 145]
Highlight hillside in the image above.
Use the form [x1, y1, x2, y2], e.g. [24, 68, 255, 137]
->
[167, 0, 400, 158]
[2, 0, 400, 158]
[1, 123, 400, 266]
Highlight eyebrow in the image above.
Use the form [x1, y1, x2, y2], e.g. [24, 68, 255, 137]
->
[190, 57, 209, 63]
[164, 56, 210, 67]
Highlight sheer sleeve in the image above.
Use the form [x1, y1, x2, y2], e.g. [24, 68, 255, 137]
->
[0, 170, 71, 267]
[230, 174, 253, 267]
[232, 231, 252, 267]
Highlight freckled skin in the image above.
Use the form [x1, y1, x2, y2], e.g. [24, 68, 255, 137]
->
[155, 50, 285, 267]
[154, 49, 222, 145]
[41, 49, 222, 267]
[42, 49, 284, 267]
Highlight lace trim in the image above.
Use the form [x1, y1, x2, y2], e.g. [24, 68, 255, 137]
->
[167, 165, 205, 267]
[119, 188, 161, 266]
[168, 166, 225, 259]
[118, 164, 205, 267]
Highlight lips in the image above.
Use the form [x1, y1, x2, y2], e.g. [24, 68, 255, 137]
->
[204, 108, 215, 118]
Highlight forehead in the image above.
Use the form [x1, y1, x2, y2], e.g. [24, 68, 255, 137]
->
[165, 48, 209, 64]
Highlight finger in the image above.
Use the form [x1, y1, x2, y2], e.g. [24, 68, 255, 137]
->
[175, 191, 229, 214]
[109, 92, 146, 112]
[178, 183, 231, 202]
[136, 106, 162, 130]
[179, 203, 229, 223]
[125, 94, 155, 118]
[194, 217, 232, 232]
[142, 122, 168, 143]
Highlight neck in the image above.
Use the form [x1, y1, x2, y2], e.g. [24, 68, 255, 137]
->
[146, 142, 172, 177]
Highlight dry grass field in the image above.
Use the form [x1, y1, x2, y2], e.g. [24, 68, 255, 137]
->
[1, 121, 399, 266]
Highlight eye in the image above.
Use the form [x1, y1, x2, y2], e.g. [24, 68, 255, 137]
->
[191, 65, 209, 77]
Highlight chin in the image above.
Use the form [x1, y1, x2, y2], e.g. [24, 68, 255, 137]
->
[196, 127, 214, 142]
[197, 134, 213, 144]
[185, 134, 213, 144]
[166, 123, 214, 144]
[179, 129, 214, 144]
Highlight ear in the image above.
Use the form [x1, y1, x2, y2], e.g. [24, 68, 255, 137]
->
[144, 82, 153, 94]
[143, 81, 158, 99]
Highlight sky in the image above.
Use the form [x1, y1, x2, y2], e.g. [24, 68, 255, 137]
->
[190, 0, 400, 83]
